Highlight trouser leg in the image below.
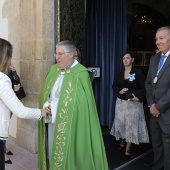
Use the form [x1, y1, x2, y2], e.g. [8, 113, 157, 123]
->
[3, 140, 6, 154]
[150, 117, 164, 170]
[159, 118, 170, 170]
[0, 140, 5, 170]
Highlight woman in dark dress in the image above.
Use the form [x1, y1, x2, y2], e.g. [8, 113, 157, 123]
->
[110, 51, 149, 156]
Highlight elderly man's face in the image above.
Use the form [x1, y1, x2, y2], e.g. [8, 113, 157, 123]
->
[156, 29, 170, 54]
[55, 46, 74, 69]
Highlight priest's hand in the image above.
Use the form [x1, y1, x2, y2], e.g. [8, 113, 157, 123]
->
[45, 104, 51, 115]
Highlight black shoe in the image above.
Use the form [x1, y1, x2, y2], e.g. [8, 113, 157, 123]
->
[5, 159, 12, 164]
[6, 151, 13, 155]
[144, 161, 154, 167]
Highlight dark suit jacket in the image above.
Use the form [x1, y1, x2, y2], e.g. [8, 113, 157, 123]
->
[145, 52, 170, 124]
[113, 67, 146, 101]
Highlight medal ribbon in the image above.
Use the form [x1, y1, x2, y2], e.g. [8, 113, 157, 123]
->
[157, 55, 167, 76]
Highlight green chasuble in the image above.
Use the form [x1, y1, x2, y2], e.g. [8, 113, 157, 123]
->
[38, 63, 108, 170]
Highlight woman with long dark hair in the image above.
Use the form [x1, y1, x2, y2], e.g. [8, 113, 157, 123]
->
[0, 38, 47, 169]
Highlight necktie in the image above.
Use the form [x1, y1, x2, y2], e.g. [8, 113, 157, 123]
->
[157, 55, 166, 76]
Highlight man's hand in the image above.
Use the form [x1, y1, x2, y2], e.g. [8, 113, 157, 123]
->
[150, 104, 160, 117]
[45, 104, 51, 115]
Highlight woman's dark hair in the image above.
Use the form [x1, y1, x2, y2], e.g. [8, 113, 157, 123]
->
[75, 48, 81, 63]
[121, 51, 134, 59]
[0, 38, 13, 74]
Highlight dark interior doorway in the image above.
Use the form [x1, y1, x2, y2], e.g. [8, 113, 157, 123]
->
[102, 4, 169, 170]
[130, 9, 167, 51]
[129, 7, 167, 77]
[56, 1, 170, 169]
[129, 5, 167, 70]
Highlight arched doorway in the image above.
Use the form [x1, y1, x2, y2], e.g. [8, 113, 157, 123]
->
[129, 9, 167, 71]
[130, 10, 167, 51]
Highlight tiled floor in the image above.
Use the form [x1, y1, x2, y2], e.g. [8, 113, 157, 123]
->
[5, 136, 38, 170]
[5, 133, 153, 170]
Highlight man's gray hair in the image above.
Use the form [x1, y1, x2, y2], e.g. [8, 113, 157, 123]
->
[156, 26, 170, 34]
[56, 40, 77, 54]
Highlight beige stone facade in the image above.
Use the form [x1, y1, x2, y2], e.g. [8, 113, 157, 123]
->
[2, 0, 55, 153]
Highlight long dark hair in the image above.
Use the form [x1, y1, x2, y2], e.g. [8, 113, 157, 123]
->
[0, 38, 13, 74]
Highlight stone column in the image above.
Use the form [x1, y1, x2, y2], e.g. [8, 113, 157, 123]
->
[2, 0, 55, 153]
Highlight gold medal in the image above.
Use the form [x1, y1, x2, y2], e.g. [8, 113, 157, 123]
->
[153, 77, 158, 83]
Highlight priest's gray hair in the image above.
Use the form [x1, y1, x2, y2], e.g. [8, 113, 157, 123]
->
[56, 40, 77, 56]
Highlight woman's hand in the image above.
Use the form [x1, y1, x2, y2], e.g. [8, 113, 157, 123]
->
[41, 100, 52, 119]
[128, 94, 139, 101]
[9, 64, 16, 71]
[119, 88, 128, 94]
[41, 109, 47, 118]
[41, 104, 52, 119]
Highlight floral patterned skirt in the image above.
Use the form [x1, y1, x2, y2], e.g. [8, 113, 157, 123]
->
[110, 98, 149, 144]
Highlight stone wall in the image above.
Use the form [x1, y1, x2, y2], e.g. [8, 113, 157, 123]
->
[2, 0, 55, 153]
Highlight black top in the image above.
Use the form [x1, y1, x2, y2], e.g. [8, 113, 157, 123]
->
[112, 67, 146, 101]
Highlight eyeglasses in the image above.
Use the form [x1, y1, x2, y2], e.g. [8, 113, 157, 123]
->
[54, 52, 70, 57]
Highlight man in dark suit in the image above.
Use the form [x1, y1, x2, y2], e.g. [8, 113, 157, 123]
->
[145, 26, 170, 170]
